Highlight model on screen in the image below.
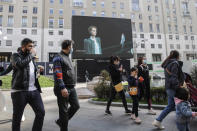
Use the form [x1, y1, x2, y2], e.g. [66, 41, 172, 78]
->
[84, 26, 102, 54]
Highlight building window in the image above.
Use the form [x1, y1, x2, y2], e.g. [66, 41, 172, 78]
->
[151, 44, 155, 48]
[149, 23, 153, 32]
[23, 6, 28, 13]
[50, 8, 54, 15]
[48, 41, 54, 47]
[73, 0, 84, 7]
[183, 25, 187, 33]
[140, 34, 144, 38]
[81, 10, 85, 16]
[175, 25, 178, 32]
[132, 0, 140, 11]
[6, 40, 12, 46]
[168, 24, 171, 32]
[9, 6, 14, 13]
[0, 16, 2, 26]
[155, 6, 158, 12]
[101, 11, 105, 17]
[47, 41, 53, 47]
[169, 35, 173, 40]
[112, 2, 116, 8]
[22, 16, 27, 27]
[156, 24, 160, 33]
[148, 15, 152, 21]
[152, 54, 161, 62]
[173, 17, 177, 23]
[92, 0, 96, 6]
[167, 16, 171, 22]
[49, 30, 53, 35]
[157, 35, 161, 39]
[192, 45, 196, 49]
[7, 29, 13, 34]
[120, 2, 124, 9]
[154, 0, 157, 3]
[170, 44, 174, 49]
[184, 36, 188, 40]
[176, 35, 179, 40]
[101, 1, 105, 8]
[21, 29, 27, 34]
[49, 19, 54, 28]
[33, 7, 38, 14]
[190, 26, 193, 33]
[156, 15, 159, 21]
[32, 17, 37, 28]
[137, 53, 146, 58]
[72, 10, 76, 15]
[158, 44, 162, 49]
[8, 16, 14, 27]
[120, 13, 125, 18]
[131, 13, 135, 19]
[148, 5, 151, 12]
[133, 34, 137, 38]
[23, 0, 28, 2]
[59, 18, 64, 28]
[112, 12, 117, 17]
[177, 44, 180, 49]
[59, 9, 63, 15]
[139, 14, 142, 20]
[186, 45, 189, 49]
[59, 30, 64, 35]
[92, 11, 97, 16]
[33, 0, 38, 3]
[150, 34, 154, 39]
[50, 0, 54, 4]
[141, 43, 145, 48]
[139, 23, 143, 32]
[31, 29, 37, 35]
[0, 40, 1, 46]
[191, 36, 194, 40]
[0, 5, 3, 12]
[60, 0, 63, 4]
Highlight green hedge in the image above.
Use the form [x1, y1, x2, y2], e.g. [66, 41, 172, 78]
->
[0, 75, 54, 89]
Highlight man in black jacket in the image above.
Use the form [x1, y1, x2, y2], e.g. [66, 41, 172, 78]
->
[53, 40, 80, 131]
[11, 38, 45, 131]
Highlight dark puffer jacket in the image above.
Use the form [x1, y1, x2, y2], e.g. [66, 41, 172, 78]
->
[162, 59, 185, 90]
[109, 64, 122, 86]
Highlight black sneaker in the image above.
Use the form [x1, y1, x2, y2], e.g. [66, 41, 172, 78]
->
[125, 109, 132, 114]
[55, 119, 61, 128]
[105, 110, 112, 115]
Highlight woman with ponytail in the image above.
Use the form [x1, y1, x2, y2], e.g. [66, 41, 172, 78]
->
[152, 50, 185, 130]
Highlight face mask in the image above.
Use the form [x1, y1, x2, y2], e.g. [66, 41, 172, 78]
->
[70, 48, 73, 54]
[143, 60, 147, 64]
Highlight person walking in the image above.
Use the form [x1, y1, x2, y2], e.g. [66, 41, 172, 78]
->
[128, 67, 141, 124]
[105, 56, 131, 115]
[152, 50, 185, 130]
[11, 38, 45, 131]
[53, 40, 80, 131]
[137, 57, 156, 115]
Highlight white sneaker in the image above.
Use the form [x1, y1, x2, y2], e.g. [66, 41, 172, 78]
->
[135, 117, 142, 124]
[21, 114, 25, 122]
[131, 114, 136, 120]
[148, 109, 156, 115]
[152, 120, 165, 130]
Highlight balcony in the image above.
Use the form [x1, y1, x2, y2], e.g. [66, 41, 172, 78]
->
[72, 2, 84, 8]
[183, 11, 190, 17]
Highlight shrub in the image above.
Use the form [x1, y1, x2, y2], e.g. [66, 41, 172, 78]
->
[191, 66, 197, 88]
[150, 87, 167, 103]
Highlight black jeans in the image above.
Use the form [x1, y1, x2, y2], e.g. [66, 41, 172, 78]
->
[11, 90, 45, 131]
[131, 95, 139, 117]
[138, 83, 152, 110]
[56, 88, 80, 131]
[106, 85, 128, 111]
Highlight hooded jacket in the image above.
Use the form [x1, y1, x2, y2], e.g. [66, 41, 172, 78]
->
[162, 59, 184, 90]
[174, 97, 195, 124]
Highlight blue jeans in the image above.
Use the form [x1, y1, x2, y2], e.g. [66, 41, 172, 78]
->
[156, 89, 175, 122]
[176, 122, 190, 131]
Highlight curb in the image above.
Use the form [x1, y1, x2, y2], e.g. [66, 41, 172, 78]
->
[88, 98, 166, 110]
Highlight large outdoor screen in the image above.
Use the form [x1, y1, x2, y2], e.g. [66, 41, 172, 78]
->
[72, 16, 133, 59]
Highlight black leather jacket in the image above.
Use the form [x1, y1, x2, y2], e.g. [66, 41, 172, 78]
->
[11, 50, 41, 92]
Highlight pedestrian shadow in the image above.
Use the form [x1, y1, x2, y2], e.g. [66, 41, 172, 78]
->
[0, 119, 12, 124]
